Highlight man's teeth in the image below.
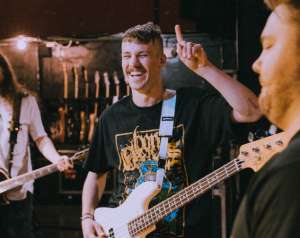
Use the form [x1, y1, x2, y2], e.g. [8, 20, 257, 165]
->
[130, 73, 143, 76]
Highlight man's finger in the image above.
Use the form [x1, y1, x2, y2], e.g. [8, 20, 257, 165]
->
[175, 25, 183, 43]
[94, 223, 107, 237]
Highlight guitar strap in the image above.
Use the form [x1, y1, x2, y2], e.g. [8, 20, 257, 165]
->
[156, 91, 176, 187]
[8, 92, 25, 175]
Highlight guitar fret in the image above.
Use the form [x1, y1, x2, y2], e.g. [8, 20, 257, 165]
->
[178, 193, 184, 207]
[127, 131, 288, 237]
[206, 177, 212, 187]
[187, 185, 195, 200]
[139, 218, 146, 231]
[195, 182, 203, 195]
[0, 148, 89, 195]
[129, 159, 247, 237]
[215, 172, 219, 183]
[224, 166, 229, 177]
[234, 160, 239, 171]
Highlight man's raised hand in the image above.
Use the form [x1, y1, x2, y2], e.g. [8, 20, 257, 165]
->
[175, 24, 209, 71]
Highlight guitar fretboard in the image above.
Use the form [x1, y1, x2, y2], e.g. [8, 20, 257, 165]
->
[128, 158, 243, 236]
[0, 148, 89, 194]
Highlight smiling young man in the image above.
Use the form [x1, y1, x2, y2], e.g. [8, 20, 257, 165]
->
[231, 1, 300, 237]
[81, 22, 261, 238]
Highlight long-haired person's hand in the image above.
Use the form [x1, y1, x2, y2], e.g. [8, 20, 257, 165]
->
[82, 218, 107, 238]
[175, 24, 210, 72]
[56, 155, 73, 171]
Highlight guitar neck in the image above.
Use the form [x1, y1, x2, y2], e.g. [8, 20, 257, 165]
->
[0, 148, 89, 194]
[128, 158, 243, 236]
[0, 163, 58, 193]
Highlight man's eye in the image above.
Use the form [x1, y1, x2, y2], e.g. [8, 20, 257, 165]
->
[139, 54, 148, 57]
[263, 43, 272, 50]
[122, 55, 130, 59]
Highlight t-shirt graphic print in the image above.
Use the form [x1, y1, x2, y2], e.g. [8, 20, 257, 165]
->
[115, 124, 187, 237]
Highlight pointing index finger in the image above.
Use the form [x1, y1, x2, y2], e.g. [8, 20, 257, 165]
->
[175, 25, 183, 43]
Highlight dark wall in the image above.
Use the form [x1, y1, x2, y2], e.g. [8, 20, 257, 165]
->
[0, 0, 198, 38]
[0, 0, 152, 37]
[0, 0, 240, 38]
[237, 0, 269, 95]
[181, 0, 237, 39]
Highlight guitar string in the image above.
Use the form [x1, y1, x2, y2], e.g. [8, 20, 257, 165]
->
[0, 148, 89, 192]
[99, 136, 283, 236]
[102, 159, 243, 237]
[115, 160, 241, 237]
[97, 137, 284, 236]
[129, 159, 243, 236]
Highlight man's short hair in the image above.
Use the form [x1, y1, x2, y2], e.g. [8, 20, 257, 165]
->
[265, 0, 300, 23]
[265, 0, 300, 9]
[122, 22, 163, 52]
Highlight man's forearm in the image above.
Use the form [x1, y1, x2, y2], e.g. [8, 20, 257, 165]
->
[195, 63, 262, 122]
[82, 172, 107, 216]
[175, 24, 261, 123]
[35, 136, 61, 163]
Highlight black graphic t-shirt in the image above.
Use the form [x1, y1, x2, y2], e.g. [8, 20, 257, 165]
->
[84, 87, 234, 237]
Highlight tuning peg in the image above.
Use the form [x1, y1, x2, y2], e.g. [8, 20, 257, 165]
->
[275, 140, 283, 146]
[264, 143, 272, 150]
[241, 151, 249, 156]
[252, 147, 260, 153]
[256, 156, 262, 161]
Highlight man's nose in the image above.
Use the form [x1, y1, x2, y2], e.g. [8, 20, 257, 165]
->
[129, 55, 140, 66]
[252, 56, 261, 74]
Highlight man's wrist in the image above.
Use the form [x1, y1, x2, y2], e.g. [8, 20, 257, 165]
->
[195, 61, 214, 77]
[80, 212, 94, 221]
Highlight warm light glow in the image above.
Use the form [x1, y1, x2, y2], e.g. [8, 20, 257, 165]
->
[16, 36, 27, 50]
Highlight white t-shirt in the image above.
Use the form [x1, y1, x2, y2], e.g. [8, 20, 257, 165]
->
[0, 95, 47, 200]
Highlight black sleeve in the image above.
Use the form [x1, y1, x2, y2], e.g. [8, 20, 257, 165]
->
[249, 165, 300, 238]
[199, 91, 235, 147]
[83, 115, 114, 174]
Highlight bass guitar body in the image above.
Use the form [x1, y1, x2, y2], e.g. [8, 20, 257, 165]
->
[95, 181, 160, 238]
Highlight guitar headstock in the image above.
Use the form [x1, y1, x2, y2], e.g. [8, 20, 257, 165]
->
[94, 70, 100, 99]
[82, 66, 89, 98]
[113, 71, 120, 103]
[103, 72, 110, 98]
[71, 147, 89, 162]
[62, 62, 68, 99]
[113, 71, 120, 97]
[239, 132, 288, 172]
[72, 65, 79, 99]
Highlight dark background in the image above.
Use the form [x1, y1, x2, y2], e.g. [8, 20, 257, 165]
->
[0, 0, 270, 237]
[0, 0, 234, 38]
[0, 0, 269, 93]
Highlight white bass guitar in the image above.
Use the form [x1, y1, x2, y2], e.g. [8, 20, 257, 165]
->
[95, 132, 287, 238]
